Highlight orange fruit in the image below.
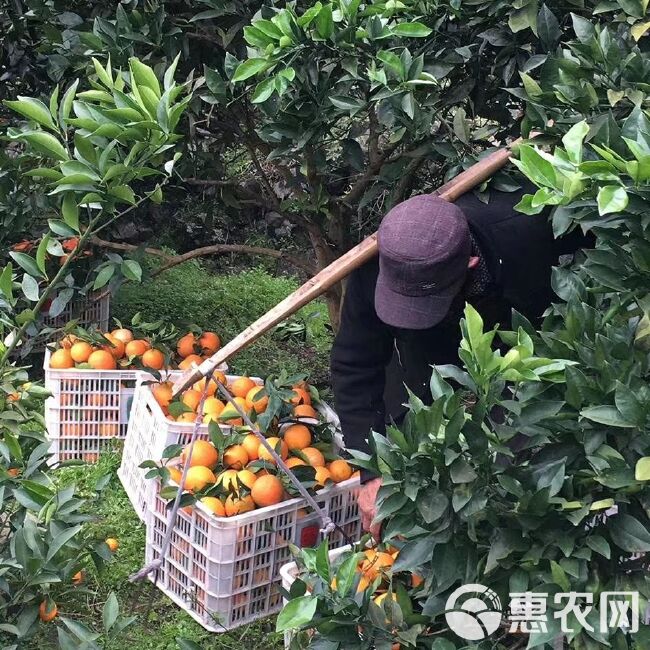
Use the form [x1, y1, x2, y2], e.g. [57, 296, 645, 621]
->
[88, 350, 117, 370]
[111, 328, 134, 344]
[328, 459, 353, 483]
[290, 387, 312, 406]
[7, 468, 20, 477]
[258, 437, 288, 464]
[49, 348, 74, 369]
[39, 600, 57, 622]
[72, 570, 84, 585]
[181, 440, 219, 468]
[167, 466, 182, 484]
[220, 396, 248, 422]
[314, 466, 332, 487]
[217, 469, 240, 492]
[152, 382, 173, 409]
[360, 550, 394, 581]
[102, 334, 125, 359]
[245, 386, 268, 413]
[230, 376, 257, 399]
[176, 412, 196, 423]
[283, 424, 312, 451]
[125, 339, 149, 357]
[203, 397, 225, 417]
[105, 538, 119, 552]
[223, 444, 249, 470]
[251, 474, 284, 508]
[199, 331, 221, 355]
[200, 496, 225, 516]
[301, 447, 325, 468]
[225, 494, 256, 516]
[70, 341, 94, 363]
[179, 354, 203, 370]
[142, 348, 165, 370]
[184, 466, 217, 492]
[182, 389, 202, 412]
[177, 333, 197, 358]
[293, 404, 318, 419]
[286, 457, 307, 469]
[242, 433, 261, 460]
[237, 469, 258, 489]
[195, 377, 215, 396]
[411, 573, 424, 588]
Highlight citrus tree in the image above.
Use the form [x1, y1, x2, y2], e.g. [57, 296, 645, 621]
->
[0, 54, 193, 356]
[279, 5, 650, 648]
[0, 53, 192, 644]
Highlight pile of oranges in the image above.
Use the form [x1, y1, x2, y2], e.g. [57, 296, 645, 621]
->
[329, 544, 423, 608]
[152, 376, 358, 517]
[48, 328, 221, 372]
[162, 436, 356, 518]
[152, 373, 318, 427]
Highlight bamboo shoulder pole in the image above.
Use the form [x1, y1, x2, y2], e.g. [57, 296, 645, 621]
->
[172, 141, 519, 396]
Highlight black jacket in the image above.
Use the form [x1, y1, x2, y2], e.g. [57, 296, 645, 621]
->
[331, 186, 587, 454]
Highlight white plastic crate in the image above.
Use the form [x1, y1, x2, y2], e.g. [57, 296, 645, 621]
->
[43, 350, 185, 464]
[118, 372, 253, 521]
[42, 290, 110, 331]
[145, 475, 361, 632]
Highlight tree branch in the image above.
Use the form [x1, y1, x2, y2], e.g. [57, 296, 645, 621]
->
[153, 244, 315, 276]
[89, 237, 315, 276]
[184, 31, 224, 47]
[184, 177, 244, 188]
[89, 236, 172, 259]
[368, 107, 380, 166]
[391, 155, 428, 205]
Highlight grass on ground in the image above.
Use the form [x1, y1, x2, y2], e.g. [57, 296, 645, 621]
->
[113, 261, 333, 386]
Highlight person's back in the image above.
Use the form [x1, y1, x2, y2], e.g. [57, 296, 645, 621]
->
[331, 183, 587, 454]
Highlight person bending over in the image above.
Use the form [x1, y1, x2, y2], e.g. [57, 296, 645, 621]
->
[331, 184, 586, 535]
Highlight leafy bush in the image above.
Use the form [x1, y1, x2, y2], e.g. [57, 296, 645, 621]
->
[113, 261, 333, 382]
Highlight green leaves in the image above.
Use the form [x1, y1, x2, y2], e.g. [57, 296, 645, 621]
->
[391, 22, 432, 38]
[232, 59, 272, 82]
[635, 457, 650, 481]
[61, 194, 80, 232]
[580, 405, 635, 428]
[329, 96, 365, 115]
[315, 4, 333, 39]
[4, 97, 58, 131]
[15, 131, 69, 161]
[597, 185, 628, 215]
[609, 514, 650, 552]
[562, 121, 589, 165]
[120, 260, 142, 282]
[276, 596, 317, 631]
[251, 78, 276, 104]
[129, 58, 161, 99]
[511, 145, 557, 188]
[377, 50, 405, 79]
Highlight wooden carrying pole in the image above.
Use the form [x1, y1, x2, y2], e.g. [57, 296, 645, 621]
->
[172, 142, 518, 396]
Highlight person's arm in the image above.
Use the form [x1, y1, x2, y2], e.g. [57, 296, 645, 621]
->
[330, 264, 393, 454]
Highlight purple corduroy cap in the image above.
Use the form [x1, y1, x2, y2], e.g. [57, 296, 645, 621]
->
[375, 195, 471, 329]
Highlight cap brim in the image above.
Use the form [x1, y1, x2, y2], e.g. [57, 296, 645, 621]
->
[375, 271, 458, 330]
